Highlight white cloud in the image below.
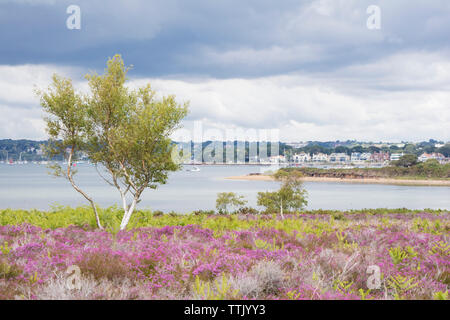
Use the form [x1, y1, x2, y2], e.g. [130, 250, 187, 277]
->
[1, 50, 449, 142]
[187, 44, 326, 71]
[0, 104, 46, 139]
[0, 64, 82, 106]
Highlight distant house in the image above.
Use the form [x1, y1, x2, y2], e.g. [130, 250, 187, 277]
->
[351, 152, 371, 162]
[329, 153, 350, 163]
[418, 152, 445, 162]
[390, 153, 404, 161]
[360, 153, 372, 161]
[269, 155, 286, 163]
[350, 152, 361, 162]
[292, 152, 311, 163]
[312, 153, 328, 162]
[370, 152, 390, 162]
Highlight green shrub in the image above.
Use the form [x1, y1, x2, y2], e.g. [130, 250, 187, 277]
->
[0, 259, 23, 280]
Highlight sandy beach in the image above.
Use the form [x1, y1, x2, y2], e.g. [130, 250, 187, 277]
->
[225, 174, 450, 186]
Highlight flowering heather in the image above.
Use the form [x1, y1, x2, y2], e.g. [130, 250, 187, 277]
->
[0, 210, 448, 300]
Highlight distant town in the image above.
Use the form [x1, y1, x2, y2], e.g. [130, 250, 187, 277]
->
[1, 138, 449, 167]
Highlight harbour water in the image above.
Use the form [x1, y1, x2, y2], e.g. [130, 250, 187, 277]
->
[0, 163, 449, 212]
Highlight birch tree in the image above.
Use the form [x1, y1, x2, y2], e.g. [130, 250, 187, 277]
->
[85, 55, 189, 230]
[36, 75, 103, 229]
[257, 170, 308, 217]
[38, 54, 188, 230]
[216, 192, 247, 214]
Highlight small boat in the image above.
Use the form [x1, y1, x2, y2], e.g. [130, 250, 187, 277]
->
[186, 166, 200, 172]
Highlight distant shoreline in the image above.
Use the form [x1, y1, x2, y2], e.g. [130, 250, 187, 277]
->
[225, 174, 450, 186]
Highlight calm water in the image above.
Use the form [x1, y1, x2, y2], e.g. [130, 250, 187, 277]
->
[0, 164, 449, 212]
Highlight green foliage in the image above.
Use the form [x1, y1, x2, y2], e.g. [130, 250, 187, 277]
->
[358, 288, 372, 300]
[193, 274, 239, 300]
[392, 154, 418, 168]
[334, 231, 358, 251]
[35, 74, 88, 163]
[29, 271, 39, 285]
[235, 207, 259, 215]
[0, 207, 447, 233]
[387, 274, 419, 299]
[36, 54, 189, 230]
[438, 143, 450, 157]
[257, 171, 308, 214]
[429, 241, 450, 256]
[215, 192, 247, 214]
[389, 247, 410, 266]
[85, 55, 189, 230]
[333, 279, 354, 295]
[412, 218, 445, 235]
[254, 238, 284, 251]
[0, 260, 22, 280]
[280, 162, 450, 180]
[0, 242, 11, 256]
[432, 291, 448, 300]
[0, 139, 48, 162]
[286, 289, 302, 300]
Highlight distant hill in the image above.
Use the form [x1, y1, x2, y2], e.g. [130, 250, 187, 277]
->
[1, 139, 449, 162]
[0, 139, 48, 162]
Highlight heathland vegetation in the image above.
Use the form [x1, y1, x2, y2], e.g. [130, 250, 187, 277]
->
[0, 207, 448, 300]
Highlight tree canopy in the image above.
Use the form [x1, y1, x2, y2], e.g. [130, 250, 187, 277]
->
[257, 170, 308, 217]
[37, 54, 189, 230]
[393, 154, 418, 168]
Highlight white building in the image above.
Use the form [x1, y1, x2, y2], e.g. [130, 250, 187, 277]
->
[292, 152, 311, 163]
[390, 153, 404, 161]
[418, 152, 445, 162]
[329, 153, 350, 163]
[312, 153, 329, 162]
[351, 152, 360, 162]
[351, 152, 372, 162]
[269, 155, 286, 163]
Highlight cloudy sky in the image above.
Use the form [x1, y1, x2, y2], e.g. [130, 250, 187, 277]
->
[0, 0, 449, 142]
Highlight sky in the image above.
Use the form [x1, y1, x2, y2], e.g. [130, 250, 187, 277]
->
[0, 0, 449, 142]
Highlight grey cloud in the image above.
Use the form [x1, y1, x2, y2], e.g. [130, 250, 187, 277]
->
[1, 0, 450, 77]
[1, 1, 450, 141]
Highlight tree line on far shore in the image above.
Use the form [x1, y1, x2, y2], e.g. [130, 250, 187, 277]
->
[281, 156, 450, 179]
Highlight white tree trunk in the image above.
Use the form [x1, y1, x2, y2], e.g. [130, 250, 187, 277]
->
[280, 198, 284, 220]
[120, 189, 128, 213]
[67, 148, 103, 229]
[119, 197, 138, 230]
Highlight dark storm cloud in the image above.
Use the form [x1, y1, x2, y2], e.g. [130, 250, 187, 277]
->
[1, 0, 450, 78]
